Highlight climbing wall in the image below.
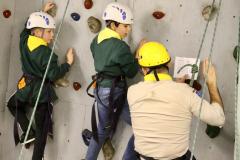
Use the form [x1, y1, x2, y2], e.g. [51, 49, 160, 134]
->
[0, 0, 239, 159]
[0, 1, 16, 160]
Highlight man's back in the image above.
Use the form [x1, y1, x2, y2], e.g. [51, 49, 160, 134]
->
[128, 80, 225, 159]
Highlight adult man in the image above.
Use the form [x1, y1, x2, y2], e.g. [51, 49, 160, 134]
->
[128, 41, 225, 160]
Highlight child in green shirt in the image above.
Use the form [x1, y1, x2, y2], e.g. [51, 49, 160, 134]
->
[7, 2, 74, 160]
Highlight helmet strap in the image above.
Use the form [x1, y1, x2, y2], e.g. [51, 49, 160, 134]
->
[153, 69, 160, 81]
[40, 28, 45, 39]
[146, 68, 160, 81]
[138, 65, 145, 75]
[146, 64, 170, 81]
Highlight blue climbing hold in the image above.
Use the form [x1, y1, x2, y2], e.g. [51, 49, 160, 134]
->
[71, 12, 80, 21]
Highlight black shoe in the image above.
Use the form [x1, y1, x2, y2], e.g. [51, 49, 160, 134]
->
[20, 131, 35, 144]
[82, 129, 92, 146]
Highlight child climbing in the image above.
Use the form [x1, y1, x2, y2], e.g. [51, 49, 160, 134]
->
[7, 2, 74, 160]
[84, 2, 144, 160]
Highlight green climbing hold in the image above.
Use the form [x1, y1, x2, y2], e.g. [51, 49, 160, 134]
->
[205, 124, 221, 138]
[102, 138, 115, 160]
[233, 46, 240, 62]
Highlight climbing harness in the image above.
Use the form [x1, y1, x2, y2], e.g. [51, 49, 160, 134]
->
[18, 0, 71, 159]
[13, 73, 52, 145]
[234, 16, 240, 160]
[86, 73, 126, 142]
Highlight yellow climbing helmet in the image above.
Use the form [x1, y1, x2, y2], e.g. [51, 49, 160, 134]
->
[138, 42, 170, 67]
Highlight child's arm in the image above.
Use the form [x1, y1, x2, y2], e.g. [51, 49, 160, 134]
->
[115, 43, 138, 78]
[41, 48, 74, 81]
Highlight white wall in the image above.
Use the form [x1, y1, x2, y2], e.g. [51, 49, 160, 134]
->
[1, 0, 239, 159]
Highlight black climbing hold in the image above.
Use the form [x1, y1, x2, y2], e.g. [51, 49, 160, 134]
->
[82, 129, 92, 146]
[71, 12, 80, 21]
[205, 124, 221, 138]
[233, 46, 240, 62]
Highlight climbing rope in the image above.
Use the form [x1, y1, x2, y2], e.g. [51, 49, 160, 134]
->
[234, 16, 240, 160]
[18, 0, 71, 159]
[177, 0, 217, 86]
[190, 0, 223, 159]
[41, 0, 44, 7]
[189, 0, 216, 86]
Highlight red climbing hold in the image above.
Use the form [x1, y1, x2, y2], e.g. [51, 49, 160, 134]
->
[3, 10, 11, 18]
[152, 11, 165, 20]
[73, 82, 81, 91]
[84, 0, 93, 9]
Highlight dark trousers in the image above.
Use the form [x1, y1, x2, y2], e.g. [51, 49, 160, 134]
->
[7, 94, 52, 160]
[140, 150, 196, 160]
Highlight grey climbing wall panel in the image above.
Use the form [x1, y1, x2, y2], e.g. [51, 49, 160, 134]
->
[0, 0, 239, 159]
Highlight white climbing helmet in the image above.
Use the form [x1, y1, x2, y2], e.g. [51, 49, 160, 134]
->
[102, 2, 133, 24]
[26, 11, 56, 29]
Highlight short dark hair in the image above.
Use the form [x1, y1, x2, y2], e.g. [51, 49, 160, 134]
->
[105, 20, 120, 28]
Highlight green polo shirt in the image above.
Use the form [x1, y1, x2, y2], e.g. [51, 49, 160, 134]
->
[15, 28, 70, 103]
[90, 28, 138, 87]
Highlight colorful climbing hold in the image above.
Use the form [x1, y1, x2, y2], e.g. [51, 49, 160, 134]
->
[205, 124, 221, 138]
[73, 82, 81, 91]
[152, 11, 165, 20]
[84, 0, 93, 10]
[88, 16, 102, 33]
[71, 12, 80, 21]
[202, 5, 218, 21]
[54, 77, 69, 88]
[3, 10, 11, 18]
[102, 138, 115, 160]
